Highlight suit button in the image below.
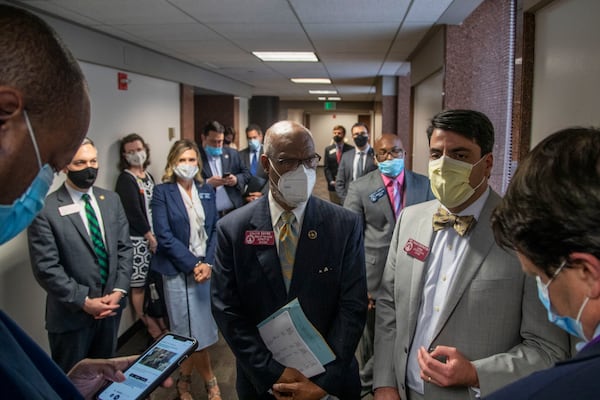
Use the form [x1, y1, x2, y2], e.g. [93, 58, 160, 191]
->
[401, 383, 405, 390]
[404, 347, 408, 353]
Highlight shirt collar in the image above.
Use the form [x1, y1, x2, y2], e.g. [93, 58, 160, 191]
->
[268, 191, 308, 228]
[381, 170, 405, 187]
[65, 182, 94, 201]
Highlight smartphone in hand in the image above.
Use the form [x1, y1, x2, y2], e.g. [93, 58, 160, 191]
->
[222, 172, 232, 178]
[96, 332, 197, 400]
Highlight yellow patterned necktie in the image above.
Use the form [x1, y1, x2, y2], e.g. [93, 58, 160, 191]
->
[432, 207, 476, 237]
[278, 211, 298, 292]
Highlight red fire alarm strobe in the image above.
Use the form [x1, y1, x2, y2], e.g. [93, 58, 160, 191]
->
[118, 72, 129, 90]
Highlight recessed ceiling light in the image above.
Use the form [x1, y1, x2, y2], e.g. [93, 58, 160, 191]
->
[252, 52, 318, 62]
[309, 90, 337, 95]
[317, 97, 327, 101]
[327, 97, 341, 101]
[291, 78, 331, 84]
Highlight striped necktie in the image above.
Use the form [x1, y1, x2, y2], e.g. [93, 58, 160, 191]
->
[278, 211, 298, 292]
[82, 194, 108, 284]
[356, 151, 364, 178]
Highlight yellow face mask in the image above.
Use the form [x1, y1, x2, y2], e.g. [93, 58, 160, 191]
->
[428, 155, 486, 208]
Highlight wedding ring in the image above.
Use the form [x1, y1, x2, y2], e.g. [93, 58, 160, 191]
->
[428, 376, 432, 382]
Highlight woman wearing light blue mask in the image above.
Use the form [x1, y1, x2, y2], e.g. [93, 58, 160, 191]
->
[490, 127, 600, 400]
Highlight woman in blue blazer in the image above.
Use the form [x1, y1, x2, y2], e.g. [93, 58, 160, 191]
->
[151, 139, 221, 400]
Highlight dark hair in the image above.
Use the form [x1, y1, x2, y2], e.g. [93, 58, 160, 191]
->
[491, 127, 600, 276]
[202, 120, 225, 136]
[0, 5, 86, 129]
[427, 109, 494, 156]
[333, 125, 346, 135]
[245, 124, 263, 136]
[224, 126, 236, 137]
[351, 122, 369, 134]
[119, 133, 151, 170]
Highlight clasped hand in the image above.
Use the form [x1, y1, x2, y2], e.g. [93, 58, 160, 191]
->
[83, 292, 122, 319]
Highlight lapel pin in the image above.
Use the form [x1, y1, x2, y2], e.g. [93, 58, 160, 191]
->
[308, 230, 317, 239]
[99, 195, 105, 200]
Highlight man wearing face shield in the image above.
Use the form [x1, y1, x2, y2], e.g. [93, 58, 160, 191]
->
[27, 137, 133, 372]
[373, 109, 569, 400]
[212, 120, 368, 399]
[0, 5, 172, 399]
[487, 127, 600, 399]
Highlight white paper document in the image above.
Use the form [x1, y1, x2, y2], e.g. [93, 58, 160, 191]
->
[257, 298, 336, 378]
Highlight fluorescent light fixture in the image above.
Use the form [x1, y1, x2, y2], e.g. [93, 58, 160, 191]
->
[253, 52, 318, 62]
[309, 90, 337, 95]
[291, 78, 331, 84]
[317, 97, 327, 101]
[327, 97, 342, 101]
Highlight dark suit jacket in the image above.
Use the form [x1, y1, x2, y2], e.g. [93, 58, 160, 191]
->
[211, 196, 368, 399]
[344, 169, 434, 298]
[323, 142, 354, 191]
[200, 146, 250, 209]
[150, 181, 217, 276]
[27, 184, 132, 333]
[485, 340, 600, 400]
[335, 147, 376, 202]
[239, 146, 269, 197]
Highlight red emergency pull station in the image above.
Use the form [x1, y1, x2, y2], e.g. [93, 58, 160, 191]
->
[118, 72, 129, 90]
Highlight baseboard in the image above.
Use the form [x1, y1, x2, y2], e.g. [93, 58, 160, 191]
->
[117, 319, 145, 349]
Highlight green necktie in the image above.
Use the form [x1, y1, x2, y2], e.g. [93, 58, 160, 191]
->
[278, 211, 298, 292]
[82, 194, 108, 284]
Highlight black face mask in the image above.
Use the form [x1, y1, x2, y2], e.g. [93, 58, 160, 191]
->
[353, 135, 368, 148]
[333, 135, 343, 143]
[68, 167, 98, 189]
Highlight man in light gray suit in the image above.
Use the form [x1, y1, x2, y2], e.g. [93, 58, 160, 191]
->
[373, 110, 569, 400]
[28, 138, 132, 372]
[344, 133, 434, 396]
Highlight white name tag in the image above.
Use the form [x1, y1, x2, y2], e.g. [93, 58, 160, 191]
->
[59, 203, 81, 216]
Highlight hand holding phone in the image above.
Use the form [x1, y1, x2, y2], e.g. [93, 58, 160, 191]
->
[96, 333, 197, 400]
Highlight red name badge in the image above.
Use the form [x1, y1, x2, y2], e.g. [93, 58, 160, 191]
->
[404, 239, 430, 262]
[244, 230, 275, 246]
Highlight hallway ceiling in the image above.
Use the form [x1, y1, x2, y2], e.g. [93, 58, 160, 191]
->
[15, 0, 484, 101]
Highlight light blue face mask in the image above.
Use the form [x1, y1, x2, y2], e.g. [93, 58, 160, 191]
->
[378, 158, 405, 178]
[0, 110, 55, 244]
[205, 145, 223, 157]
[248, 138, 260, 152]
[536, 260, 590, 340]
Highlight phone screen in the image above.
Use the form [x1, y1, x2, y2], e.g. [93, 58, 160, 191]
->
[96, 333, 197, 400]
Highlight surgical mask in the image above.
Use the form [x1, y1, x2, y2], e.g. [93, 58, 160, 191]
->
[378, 158, 404, 178]
[205, 146, 222, 157]
[428, 155, 486, 208]
[68, 167, 98, 189]
[174, 164, 199, 180]
[333, 135, 343, 143]
[536, 261, 590, 340]
[354, 135, 368, 148]
[0, 110, 55, 244]
[248, 139, 260, 152]
[125, 150, 147, 166]
[269, 161, 316, 207]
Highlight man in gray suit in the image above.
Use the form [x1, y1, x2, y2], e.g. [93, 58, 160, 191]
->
[335, 122, 377, 203]
[373, 110, 569, 400]
[28, 138, 132, 372]
[344, 133, 434, 396]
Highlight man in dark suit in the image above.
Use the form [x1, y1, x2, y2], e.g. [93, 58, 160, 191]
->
[323, 125, 353, 205]
[239, 123, 268, 202]
[335, 122, 377, 203]
[212, 120, 368, 399]
[200, 120, 251, 216]
[344, 133, 435, 396]
[28, 138, 133, 372]
[487, 127, 600, 400]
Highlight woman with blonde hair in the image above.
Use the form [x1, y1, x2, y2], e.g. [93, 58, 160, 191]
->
[151, 139, 221, 400]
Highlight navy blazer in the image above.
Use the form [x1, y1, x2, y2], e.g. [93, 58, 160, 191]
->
[150, 181, 217, 276]
[200, 146, 250, 209]
[211, 195, 368, 399]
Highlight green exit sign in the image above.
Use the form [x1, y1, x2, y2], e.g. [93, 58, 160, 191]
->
[324, 101, 336, 110]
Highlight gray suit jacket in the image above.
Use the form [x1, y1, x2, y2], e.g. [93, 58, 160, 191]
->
[344, 169, 434, 298]
[27, 184, 132, 333]
[373, 191, 569, 399]
[335, 147, 376, 203]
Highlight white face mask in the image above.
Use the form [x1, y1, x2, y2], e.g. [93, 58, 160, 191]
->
[174, 164, 199, 180]
[428, 155, 486, 208]
[125, 150, 147, 166]
[269, 161, 316, 207]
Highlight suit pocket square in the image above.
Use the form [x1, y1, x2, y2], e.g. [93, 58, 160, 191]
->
[317, 266, 333, 274]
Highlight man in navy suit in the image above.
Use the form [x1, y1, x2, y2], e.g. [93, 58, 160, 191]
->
[212, 120, 368, 399]
[199, 120, 250, 216]
[323, 125, 353, 205]
[488, 127, 600, 399]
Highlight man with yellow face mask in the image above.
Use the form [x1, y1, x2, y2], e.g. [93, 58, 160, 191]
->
[372, 109, 570, 400]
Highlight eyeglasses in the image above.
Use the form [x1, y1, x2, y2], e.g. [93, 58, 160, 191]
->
[375, 148, 404, 161]
[273, 154, 321, 170]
